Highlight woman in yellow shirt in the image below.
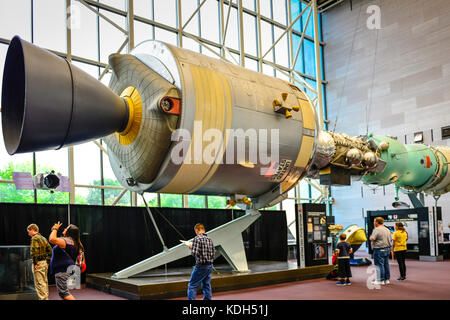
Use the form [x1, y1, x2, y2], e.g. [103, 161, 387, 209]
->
[392, 222, 408, 281]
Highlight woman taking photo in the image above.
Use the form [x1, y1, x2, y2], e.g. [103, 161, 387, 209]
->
[392, 222, 408, 281]
[49, 222, 84, 300]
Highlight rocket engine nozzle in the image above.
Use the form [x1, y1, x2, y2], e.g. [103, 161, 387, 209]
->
[1, 36, 129, 155]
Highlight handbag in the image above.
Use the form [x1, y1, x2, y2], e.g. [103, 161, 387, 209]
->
[77, 251, 87, 273]
[332, 253, 337, 265]
[63, 247, 86, 273]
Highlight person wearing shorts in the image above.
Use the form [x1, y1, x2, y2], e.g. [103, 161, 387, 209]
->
[335, 233, 353, 286]
[49, 222, 84, 300]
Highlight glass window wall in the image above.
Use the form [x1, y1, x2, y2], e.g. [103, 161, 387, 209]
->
[0, 0, 326, 213]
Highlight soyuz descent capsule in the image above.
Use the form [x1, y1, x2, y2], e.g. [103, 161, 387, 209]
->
[2, 36, 450, 208]
[361, 136, 450, 197]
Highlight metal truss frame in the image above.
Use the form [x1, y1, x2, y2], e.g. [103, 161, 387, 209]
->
[1, 0, 330, 209]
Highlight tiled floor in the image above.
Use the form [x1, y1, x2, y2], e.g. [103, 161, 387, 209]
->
[47, 258, 450, 300]
[206, 259, 450, 300]
[48, 283, 126, 300]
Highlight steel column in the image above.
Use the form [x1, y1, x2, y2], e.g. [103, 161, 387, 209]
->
[127, 0, 134, 51]
[238, 0, 245, 67]
[312, 0, 324, 130]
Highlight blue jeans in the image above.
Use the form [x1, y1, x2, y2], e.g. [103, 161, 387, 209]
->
[187, 264, 213, 300]
[373, 248, 391, 282]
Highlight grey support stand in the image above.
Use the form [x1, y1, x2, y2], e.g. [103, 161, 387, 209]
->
[112, 202, 261, 279]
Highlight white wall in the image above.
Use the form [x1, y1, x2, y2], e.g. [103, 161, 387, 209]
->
[323, 0, 450, 238]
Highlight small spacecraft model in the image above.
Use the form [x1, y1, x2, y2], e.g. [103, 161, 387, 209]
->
[334, 225, 371, 266]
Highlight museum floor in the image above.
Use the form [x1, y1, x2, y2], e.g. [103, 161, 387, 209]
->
[48, 257, 450, 300]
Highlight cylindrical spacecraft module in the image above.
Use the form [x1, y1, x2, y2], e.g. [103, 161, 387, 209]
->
[362, 135, 450, 196]
[103, 40, 320, 206]
[1, 38, 320, 208]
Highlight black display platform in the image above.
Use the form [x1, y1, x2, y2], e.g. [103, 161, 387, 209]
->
[86, 261, 333, 300]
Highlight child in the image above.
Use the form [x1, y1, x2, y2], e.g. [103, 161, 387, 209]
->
[335, 233, 353, 286]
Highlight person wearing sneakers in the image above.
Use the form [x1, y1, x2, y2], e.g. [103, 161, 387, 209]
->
[187, 223, 215, 300]
[335, 233, 353, 286]
[392, 222, 408, 281]
[369, 217, 392, 286]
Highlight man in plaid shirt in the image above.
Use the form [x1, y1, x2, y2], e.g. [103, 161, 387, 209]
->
[187, 223, 215, 300]
[27, 224, 52, 300]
